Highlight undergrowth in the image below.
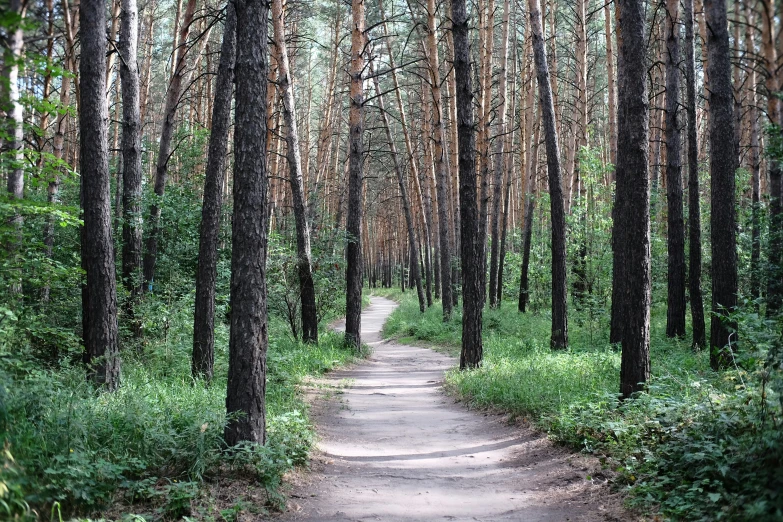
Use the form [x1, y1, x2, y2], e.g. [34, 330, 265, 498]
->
[382, 293, 783, 521]
[0, 293, 357, 521]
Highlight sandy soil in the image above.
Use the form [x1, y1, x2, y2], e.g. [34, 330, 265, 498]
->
[275, 297, 636, 522]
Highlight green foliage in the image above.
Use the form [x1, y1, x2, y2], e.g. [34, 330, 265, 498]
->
[383, 293, 783, 521]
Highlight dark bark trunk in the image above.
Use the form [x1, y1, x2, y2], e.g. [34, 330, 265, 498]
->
[272, 0, 318, 343]
[344, 0, 366, 351]
[613, 0, 651, 399]
[452, 0, 483, 369]
[224, 0, 269, 446]
[193, 1, 236, 381]
[519, 116, 541, 313]
[684, 0, 706, 349]
[664, 0, 686, 338]
[80, 0, 121, 390]
[705, 0, 738, 369]
[528, 0, 568, 349]
[120, 0, 144, 334]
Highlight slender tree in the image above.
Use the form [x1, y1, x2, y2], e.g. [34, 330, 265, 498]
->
[371, 62, 426, 313]
[344, 0, 366, 350]
[453, 0, 482, 368]
[705, 0, 737, 369]
[527, 0, 568, 349]
[613, 0, 651, 398]
[664, 0, 686, 338]
[192, 1, 236, 381]
[684, 0, 706, 349]
[80, 0, 121, 390]
[272, 0, 318, 343]
[224, 0, 269, 446]
[119, 0, 144, 325]
[143, 0, 197, 291]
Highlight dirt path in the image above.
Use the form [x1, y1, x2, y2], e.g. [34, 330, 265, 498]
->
[279, 297, 632, 521]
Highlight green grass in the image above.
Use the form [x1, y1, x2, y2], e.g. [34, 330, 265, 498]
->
[0, 295, 358, 520]
[383, 293, 783, 521]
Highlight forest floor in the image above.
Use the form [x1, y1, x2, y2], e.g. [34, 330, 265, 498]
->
[272, 297, 635, 522]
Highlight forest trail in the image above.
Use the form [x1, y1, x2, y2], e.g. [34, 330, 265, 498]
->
[278, 297, 631, 521]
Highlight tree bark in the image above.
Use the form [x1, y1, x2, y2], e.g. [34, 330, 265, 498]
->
[452, 0, 483, 368]
[80, 0, 121, 390]
[224, 0, 269, 446]
[119, 0, 144, 331]
[745, 4, 762, 306]
[488, 0, 511, 309]
[192, 0, 236, 381]
[605, 2, 618, 169]
[684, 0, 706, 349]
[612, 0, 651, 398]
[705, 0, 738, 369]
[344, 0, 366, 351]
[423, 0, 453, 319]
[528, 0, 568, 350]
[664, 0, 686, 338]
[272, 0, 318, 343]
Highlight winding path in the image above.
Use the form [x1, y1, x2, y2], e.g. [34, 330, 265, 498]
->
[280, 297, 630, 521]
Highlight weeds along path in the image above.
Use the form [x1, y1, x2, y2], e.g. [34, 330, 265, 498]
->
[278, 297, 631, 521]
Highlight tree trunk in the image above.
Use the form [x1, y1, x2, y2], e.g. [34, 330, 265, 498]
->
[4, 0, 25, 287]
[143, 0, 197, 291]
[192, 0, 236, 381]
[80, 0, 121, 390]
[705, 0, 738, 369]
[605, 2, 618, 170]
[664, 0, 686, 338]
[761, 0, 782, 314]
[519, 110, 541, 313]
[528, 0, 568, 350]
[424, 0, 453, 319]
[272, 0, 318, 343]
[344, 0, 366, 350]
[371, 64, 426, 313]
[613, 0, 651, 399]
[224, 0, 269, 446]
[119, 0, 144, 333]
[488, 0, 511, 309]
[745, 4, 762, 305]
[452, 0, 483, 368]
[684, 0, 706, 349]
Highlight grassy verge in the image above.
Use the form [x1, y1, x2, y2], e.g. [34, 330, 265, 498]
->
[0, 295, 358, 521]
[382, 293, 783, 521]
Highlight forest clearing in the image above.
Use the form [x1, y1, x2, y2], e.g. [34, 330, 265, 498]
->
[0, 0, 782, 519]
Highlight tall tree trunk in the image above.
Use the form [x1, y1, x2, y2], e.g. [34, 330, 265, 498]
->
[452, 0, 483, 368]
[528, 0, 568, 350]
[605, 2, 618, 169]
[519, 110, 541, 313]
[684, 0, 706, 349]
[143, 0, 197, 291]
[745, 4, 762, 305]
[272, 0, 318, 343]
[192, 0, 236, 381]
[80, 0, 121, 390]
[344, 0, 366, 350]
[371, 64, 425, 313]
[119, 0, 144, 332]
[224, 0, 269, 446]
[613, 0, 651, 398]
[4, 0, 25, 289]
[761, 0, 782, 314]
[664, 0, 686, 338]
[488, 0, 511, 309]
[424, 0, 453, 319]
[705, 0, 738, 369]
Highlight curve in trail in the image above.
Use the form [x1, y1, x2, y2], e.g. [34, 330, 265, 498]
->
[281, 297, 629, 522]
